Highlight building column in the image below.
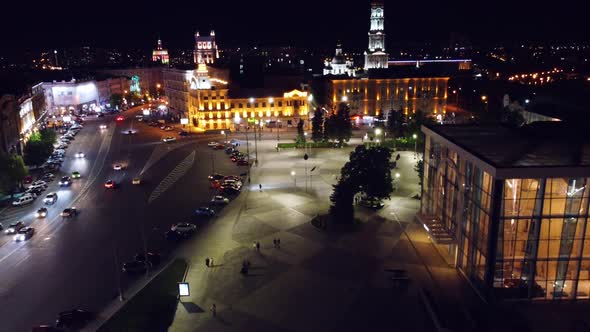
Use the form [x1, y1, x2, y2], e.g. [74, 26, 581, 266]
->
[484, 179, 504, 296]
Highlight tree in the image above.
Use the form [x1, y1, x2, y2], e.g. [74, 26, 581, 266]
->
[325, 103, 352, 145]
[23, 129, 55, 166]
[406, 110, 435, 151]
[311, 108, 324, 143]
[295, 119, 306, 145]
[110, 93, 123, 107]
[386, 109, 405, 138]
[374, 111, 385, 129]
[329, 145, 395, 223]
[0, 153, 28, 195]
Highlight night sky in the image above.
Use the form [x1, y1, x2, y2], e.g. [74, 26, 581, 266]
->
[2, 0, 587, 53]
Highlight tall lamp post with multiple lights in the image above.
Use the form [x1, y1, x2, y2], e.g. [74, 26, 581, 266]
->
[413, 133, 418, 159]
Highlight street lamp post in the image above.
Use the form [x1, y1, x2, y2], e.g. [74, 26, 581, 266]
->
[375, 128, 382, 146]
[221, 130, 228, 143]
[253, 121, 259, 166]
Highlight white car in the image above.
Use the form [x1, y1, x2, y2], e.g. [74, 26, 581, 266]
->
[100, 124, 107, 129]
[207, 142, 218, 147]
[171, 222, 196, 234]
[162, 136, 176, 143]
[12, 194, 35, 206]
[75, 152, 85, 158]
[31, 180, 47, 187]
[210, 195, 230, 205]
[113, 164, 123, 171]
[43, 192, 58, 204]
[5, 221, 25, 234]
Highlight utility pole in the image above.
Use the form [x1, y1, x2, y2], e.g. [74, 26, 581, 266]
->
[254, 121, 259, 166]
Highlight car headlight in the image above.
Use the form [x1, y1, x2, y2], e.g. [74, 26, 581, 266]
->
[35, 213, 40, 217]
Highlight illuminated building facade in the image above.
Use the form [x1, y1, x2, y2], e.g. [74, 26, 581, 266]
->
[194, 30, 219, 64]
[152, 39, 170, 64]
[419, 124, 590, 301]
[364, 1, 388, 70]
[329, 77, 449, 116]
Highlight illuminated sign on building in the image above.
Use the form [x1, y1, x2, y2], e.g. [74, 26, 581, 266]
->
[130, 75, 141, 93]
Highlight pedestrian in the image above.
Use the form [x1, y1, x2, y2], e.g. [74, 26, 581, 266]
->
[256, 241, 260, 251]
[273, 239, 277, 248]
[205, 257, 210, 267]
[259, 184, 262, 192]
[246, 259, 251, 267]
[253, 241, 257, 250]
[277, 238, 281, 248]
[211, 303, 217, 316]
[209, 257, 214, 267]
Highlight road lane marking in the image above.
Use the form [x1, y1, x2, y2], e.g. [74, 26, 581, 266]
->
[148, 150, 195, 204]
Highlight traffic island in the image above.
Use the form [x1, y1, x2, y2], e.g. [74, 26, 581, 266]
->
[98, 259, 188, 332]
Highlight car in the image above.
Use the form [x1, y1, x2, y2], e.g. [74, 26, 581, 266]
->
[214, 144, 225, 150]
[55, 309, 93, 329]
[122, 261, 150, 274]
[225, 147, 236, 154]
[163, 126, 173, 131]
[59, 176, 71, 186]
[23, 175, 33, 184]
[116, 116, 124, 121]
[162, 136, 176, 143]
[104, 180, 116, 189]
[113, 164, 123, 171]
[75, 152, 85, 158]
[41, 173, 55, 181]
[171, 222, 197, 234]
[227, 139, 240, 146]
[31, 180, 47, 187]
[237, 159, 249, 166]
[224, 175, 242, 181]
[126, 130, 135, 135]
[12, 194, 35, 206]
[43, 192, 58, 204]
[179, 131, 189, 137]
[207, 142, 218, 147]
[135, 252, 161, 266]
[99, 124, 107, 129]
[28, 183, 48, 191]
[193, 207, 215, 217]
[159, 125, 166, 130]
[61, 207, 77, 217]
[97, 113, 105, 118]
[221, 186, 241, 196]
[4, 221, 25, 234]
[208, 173, 225, 181]
[210, 180, 222, 189]
[359, 197, 385, 209]
[210, 195, 229, 205]
[231, 155, 245, 162]
[132, 177, 141, 185]
[222, 179, 242, 188]
[14, 227, 34, 241]
[71, 171, 81, 179]
[35, 207, 48, 218]
[25, 187, 43, 197]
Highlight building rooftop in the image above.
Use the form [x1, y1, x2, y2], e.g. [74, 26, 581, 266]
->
[422, 122, 590, 178]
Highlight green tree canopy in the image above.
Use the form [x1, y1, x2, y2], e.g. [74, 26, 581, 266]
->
[110, 93, 123, 107]
[324, 103, 352, 145]
[295, 119, 306, 145]
[0, 153, 28, 195]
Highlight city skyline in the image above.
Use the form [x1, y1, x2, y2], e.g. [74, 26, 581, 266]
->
[3, 0, 588, 53]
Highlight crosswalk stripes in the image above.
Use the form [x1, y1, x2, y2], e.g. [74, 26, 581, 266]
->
[139, 140, 195, 176]
[148, 150, 196, 204]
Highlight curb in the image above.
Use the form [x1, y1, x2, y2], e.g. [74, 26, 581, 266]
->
[81, 259, 177, 332]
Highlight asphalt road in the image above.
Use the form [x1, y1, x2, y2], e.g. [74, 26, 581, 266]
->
[0, 108, 244, 331]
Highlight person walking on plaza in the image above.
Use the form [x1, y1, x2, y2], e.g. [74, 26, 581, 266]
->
[209, 257, 214, 267]
[256, 241, 261, 251]
[259, 184, 262, 192]
[277, 238, 281, 248]
[211, 303, 217, 317]
[205, 257, 210, 267]
[273, 239, 277, 248]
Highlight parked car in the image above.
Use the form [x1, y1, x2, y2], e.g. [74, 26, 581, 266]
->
[207, 142, 218, 147]
[104, 180, 116, 189]
[170, 222, 197, 234]
[225, 147, 236, 154]
[221, 186, 241, 196]
[193, 207, 215, 217]
[210, 195, 229, 205]
[214, 144, 225, 150]
[208, 173, 225, 181]
[237, 159, 249, 166]
[165, 230, 185, 241]
[122, 261, 150, 274]
[55, 309, 93, 329]
[162, 136, 176, 143]
[12, 194, 35, 206]
[132, 177, 141, 185]
[179, 131, 189, 137]
[14, 227, 34, 241]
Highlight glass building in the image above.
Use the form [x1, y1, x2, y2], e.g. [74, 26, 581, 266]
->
[419, 124, 590, 300]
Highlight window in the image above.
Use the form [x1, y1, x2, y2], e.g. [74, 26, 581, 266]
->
[278, 101, 283, 107]
[262, 102, 266, 107]
[238, 103, 243, 108]
[230, 103, 235, 108]
[247, 103, 251, 108]
[220, 96, 225, 99]
[204, 96, 209, 100]
[212, 96, 217, 100]
[255, 103, 259, 108]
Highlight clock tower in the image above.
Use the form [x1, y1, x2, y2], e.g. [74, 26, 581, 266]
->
[364, 1, 388, 70]
[194, 30, 219, 65]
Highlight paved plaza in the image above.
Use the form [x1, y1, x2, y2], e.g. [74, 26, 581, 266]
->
[165, 138, 480, 332]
